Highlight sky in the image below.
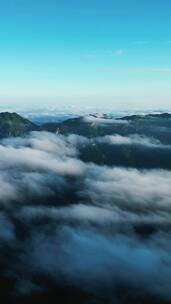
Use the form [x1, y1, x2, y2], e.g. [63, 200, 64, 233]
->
[0, 0, 171, 110]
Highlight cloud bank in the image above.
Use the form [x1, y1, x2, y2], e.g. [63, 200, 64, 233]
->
[0, 130, 171, 303]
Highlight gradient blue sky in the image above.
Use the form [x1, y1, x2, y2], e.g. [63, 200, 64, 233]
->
[0, 0, 171, 109]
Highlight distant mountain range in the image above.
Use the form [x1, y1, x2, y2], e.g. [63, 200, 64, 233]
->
[1, 111, 171, 172]
[1, 111, 171, 143]
[42, 112, 171, 143]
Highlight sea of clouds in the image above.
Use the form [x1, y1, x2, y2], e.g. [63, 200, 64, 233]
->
[0, 129, 171, 303]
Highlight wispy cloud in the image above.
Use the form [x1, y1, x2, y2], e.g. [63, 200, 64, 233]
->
[114, 49, 125, 56]
[133, 41, 149, 45]
[129, 68, 171, 73]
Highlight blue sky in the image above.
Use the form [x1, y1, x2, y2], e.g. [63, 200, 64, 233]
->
[0, 0, 171, 109]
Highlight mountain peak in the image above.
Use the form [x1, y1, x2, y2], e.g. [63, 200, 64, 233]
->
[0, 112, 27, 122]
[0, 112, 38, 138]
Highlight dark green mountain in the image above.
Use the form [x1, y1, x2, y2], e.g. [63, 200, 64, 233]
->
[0, 112, 38, 138]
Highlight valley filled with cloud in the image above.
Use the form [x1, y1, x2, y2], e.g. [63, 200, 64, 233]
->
[0, 113, 171, 303]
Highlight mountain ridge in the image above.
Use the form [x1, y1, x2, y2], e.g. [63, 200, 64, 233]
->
[0, 111, 171, 138]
